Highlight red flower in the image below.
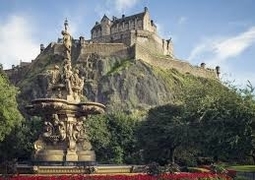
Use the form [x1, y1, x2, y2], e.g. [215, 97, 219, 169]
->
[0, 173, 232, 180]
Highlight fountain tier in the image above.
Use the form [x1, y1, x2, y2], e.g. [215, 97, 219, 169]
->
[26, 98, 105, 163]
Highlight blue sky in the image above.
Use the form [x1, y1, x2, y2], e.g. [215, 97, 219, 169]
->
[0, 0, 255, 87]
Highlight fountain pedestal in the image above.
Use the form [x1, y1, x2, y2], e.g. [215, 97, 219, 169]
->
[26, 98, 105, 164]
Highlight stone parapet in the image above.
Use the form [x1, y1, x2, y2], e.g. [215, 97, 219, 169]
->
[134, 44, 217, 79]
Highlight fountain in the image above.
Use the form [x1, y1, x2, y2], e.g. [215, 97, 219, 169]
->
[24, 20, 106, 174]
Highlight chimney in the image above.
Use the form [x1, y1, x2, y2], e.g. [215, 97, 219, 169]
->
[40, 44, 45, 53]
[200, 63, 206, 69]
[112, 16, 117, 21]
[215, 66, 220, 78]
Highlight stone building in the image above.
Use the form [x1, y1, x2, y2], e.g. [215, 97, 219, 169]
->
[90, 7, 174, 57]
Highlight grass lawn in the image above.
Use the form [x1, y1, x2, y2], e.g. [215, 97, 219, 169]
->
[227, 165, 255, 172]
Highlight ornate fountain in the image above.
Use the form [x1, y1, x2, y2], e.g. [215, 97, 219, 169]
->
[26, 19, 105, 166]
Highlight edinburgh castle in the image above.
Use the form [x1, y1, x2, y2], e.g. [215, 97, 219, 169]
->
[6, 7, 220, 80]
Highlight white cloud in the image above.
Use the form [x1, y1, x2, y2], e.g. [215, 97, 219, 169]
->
[0, 15, 39, 69]
[213, 26, 255, 61]
[188, 26, 255, 65]
[187, 26, 255, 87]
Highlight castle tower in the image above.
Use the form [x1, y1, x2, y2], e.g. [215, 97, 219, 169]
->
[100, 15, 111, 36]
[143, 7, 156, 33]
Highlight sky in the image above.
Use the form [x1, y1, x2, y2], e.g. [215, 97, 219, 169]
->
[0, 0, 255, 88]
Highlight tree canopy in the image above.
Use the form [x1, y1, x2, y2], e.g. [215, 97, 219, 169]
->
[137, 78, 255, 165]
[86, 112, 140, 164]
[0, 71, 23, 142]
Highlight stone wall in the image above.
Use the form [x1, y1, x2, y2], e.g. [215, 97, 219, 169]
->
[134, 30, 173, 57]
[92, 30, 132, 46]
[52, 41, 216, 79]
[80, 43, 131, 59]
[134, 43, 217, 79]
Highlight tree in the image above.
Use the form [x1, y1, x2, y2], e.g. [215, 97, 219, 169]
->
[86, 114, 111, 163]
[0, 116, 42, 162]
[0, 71, 23, 142]
[137, 104, 195, 165]
[138, 76, 255, 165]
[105, 112, 139, 164]
[180, 78, 255, 163]
[86, 112, 140, 164]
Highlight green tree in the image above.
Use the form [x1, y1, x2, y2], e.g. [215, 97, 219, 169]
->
[86, 114, 111, 163]
[106, 112, 139, 164]
[0, 71, 23, 142]
[181, 78, 255, 163]
[0, 116, 42, 161]
[87, 112, 140, 164]
[137, 104, 195, 165]
[138, 77, 255, 165]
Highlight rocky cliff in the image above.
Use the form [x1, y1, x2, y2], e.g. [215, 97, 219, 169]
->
[7, 43, 219, 115]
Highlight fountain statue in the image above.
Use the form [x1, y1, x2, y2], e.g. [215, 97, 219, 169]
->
[26, 19, 105, 165]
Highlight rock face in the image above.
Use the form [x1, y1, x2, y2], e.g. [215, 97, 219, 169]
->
[95, 59, 174, 112]
[14, 55, 176, 112]
[10, 44, 187, 114]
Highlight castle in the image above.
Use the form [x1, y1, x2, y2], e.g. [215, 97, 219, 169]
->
[90, 7, 174, 58]
[5, 7, 220, 80]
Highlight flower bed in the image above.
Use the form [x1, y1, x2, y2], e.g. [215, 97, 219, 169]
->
[0, 173, 232, 180]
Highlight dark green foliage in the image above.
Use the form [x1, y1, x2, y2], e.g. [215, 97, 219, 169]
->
[86, 112, 140, 164]
[0, 116, 42, 161]
[137, 104, 195, 165]
[137, 77, 255, 165]
[86, 114, 111, 163]
[180, 79, 255, 163]
[0, 71, 23, 142]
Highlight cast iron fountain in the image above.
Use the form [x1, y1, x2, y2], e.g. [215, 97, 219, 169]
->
[25, 20, 105, 173]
